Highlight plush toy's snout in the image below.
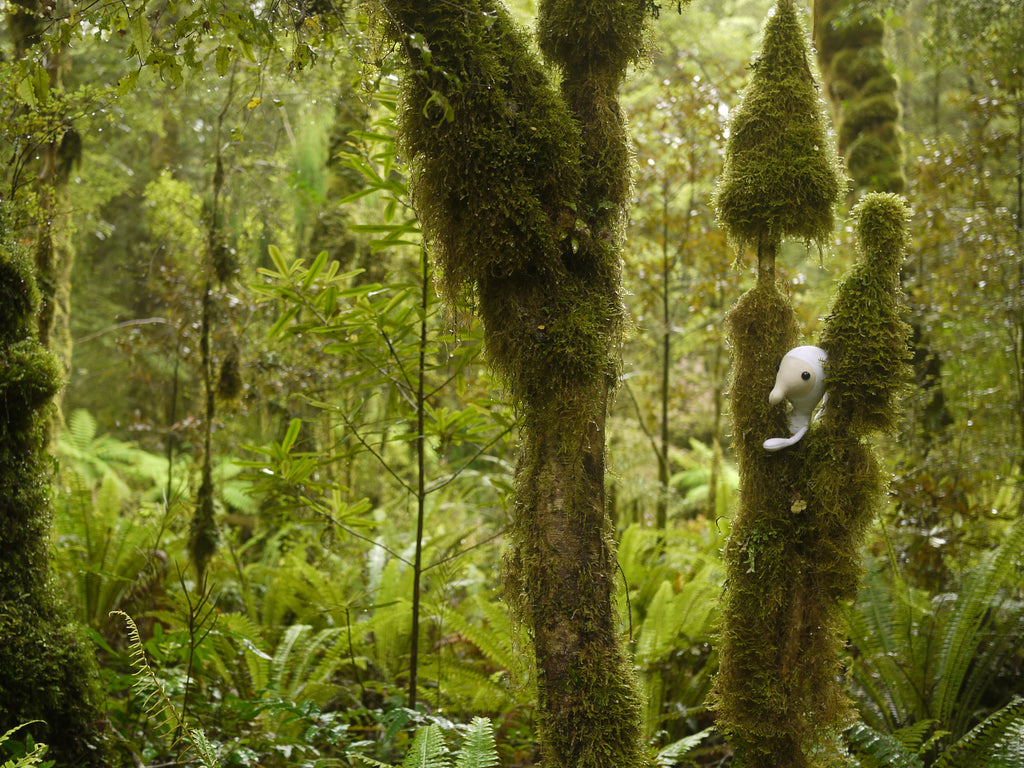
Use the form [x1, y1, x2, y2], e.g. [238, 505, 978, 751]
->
[763, 345, 828, 451]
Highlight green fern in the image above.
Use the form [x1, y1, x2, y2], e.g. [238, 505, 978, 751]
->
[0, 722, 49, 768]
[357, 718, 499, 768]
[849, 516, 1024, 762]
[110, 611, 224, 766]
[454, 718, 499, 768]
[111, 610, 185, 743]
[933, 698, 1024, 768]
[846, 722, 926, 768]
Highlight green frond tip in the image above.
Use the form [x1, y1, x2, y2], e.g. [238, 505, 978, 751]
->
[455, 717, 499, 768]
[714, 0, 846, 254]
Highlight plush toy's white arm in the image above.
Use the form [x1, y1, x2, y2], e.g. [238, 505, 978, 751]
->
[763, 426, 809, 451]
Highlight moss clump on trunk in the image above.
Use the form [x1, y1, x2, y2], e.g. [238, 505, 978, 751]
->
[373, 0, 658, 764]
[714, 0, 845, 259]
[0, 215, 125, 767]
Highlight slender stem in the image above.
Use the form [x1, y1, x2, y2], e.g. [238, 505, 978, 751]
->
[657, 174, 670, 529]
[408, 248, 429, 709]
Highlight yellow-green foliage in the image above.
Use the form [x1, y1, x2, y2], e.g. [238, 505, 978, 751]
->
[712, 194, 912, 768]
[714, 0, 845, 254]
[814, 0, 905, 194]
[0, 222, 124, 767]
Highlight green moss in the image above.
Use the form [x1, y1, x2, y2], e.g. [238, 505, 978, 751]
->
[819, 192, 912, 435]
[537, 0, 651, 80]
[376, 0, 652, 764]
[714, 0, 845, 255]
[0, 226, 127, 767]
[813, 0, 904, 195]
[711, 195, 911, 765]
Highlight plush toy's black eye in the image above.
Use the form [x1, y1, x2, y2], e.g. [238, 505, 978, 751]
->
[801, 371, 811, 380]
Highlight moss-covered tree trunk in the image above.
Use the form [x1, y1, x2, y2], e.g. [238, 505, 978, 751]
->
[8, 0, 77, 429]
[709, 1, 845, 766]
[372, 0, 652, 764]
[709, 4, 913, 767]
[812, 0, 905, 196]
[0, 216, 123, 766]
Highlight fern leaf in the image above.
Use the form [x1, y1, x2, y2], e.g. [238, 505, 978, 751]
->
[110, 610, 183, 743]
[655, 727, 714, 768]
[454, 717, 498, 768]
[933, 697, 1024, 768]
[402, 724, 450, 768]
[846, 721, 925, 768]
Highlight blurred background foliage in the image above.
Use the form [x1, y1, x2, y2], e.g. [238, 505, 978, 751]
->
[0, 0, 1021, 765]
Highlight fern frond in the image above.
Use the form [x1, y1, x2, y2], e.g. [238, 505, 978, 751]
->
[846, 721, 926, 768]
[635, 581, 686, 667]
[655, 727, 714, 768]
[187, 728, 220, 768]
[110, 610, 183, 744]
[402, 724, 450, 768]
[933, 697, 1024, 768]
[454, 717, 498, 768]
[934, 517, 1024, 734]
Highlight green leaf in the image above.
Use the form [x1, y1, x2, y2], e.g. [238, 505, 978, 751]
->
[215, 45, 231, 76]
[128, 13, 151, 61]
[455, 717, 498, 768]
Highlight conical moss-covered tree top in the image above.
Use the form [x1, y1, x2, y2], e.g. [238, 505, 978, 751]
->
[715, 0, 845, 252]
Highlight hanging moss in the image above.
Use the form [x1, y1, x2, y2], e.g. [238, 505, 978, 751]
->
[0, 221, 126, 767]
[714, 0, 845, 256]
[813, 0, 905, 194]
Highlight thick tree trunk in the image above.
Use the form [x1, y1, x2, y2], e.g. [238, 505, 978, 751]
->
[372, 0, 649, 763]
[0, 227, 124, 767]
[509, 377, 643, 767]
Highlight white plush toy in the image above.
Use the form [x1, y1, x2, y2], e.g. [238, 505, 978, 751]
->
[763, 345, 828, 451]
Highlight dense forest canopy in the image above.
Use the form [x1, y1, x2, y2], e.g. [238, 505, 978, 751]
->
[0, 0, 1022, 766]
